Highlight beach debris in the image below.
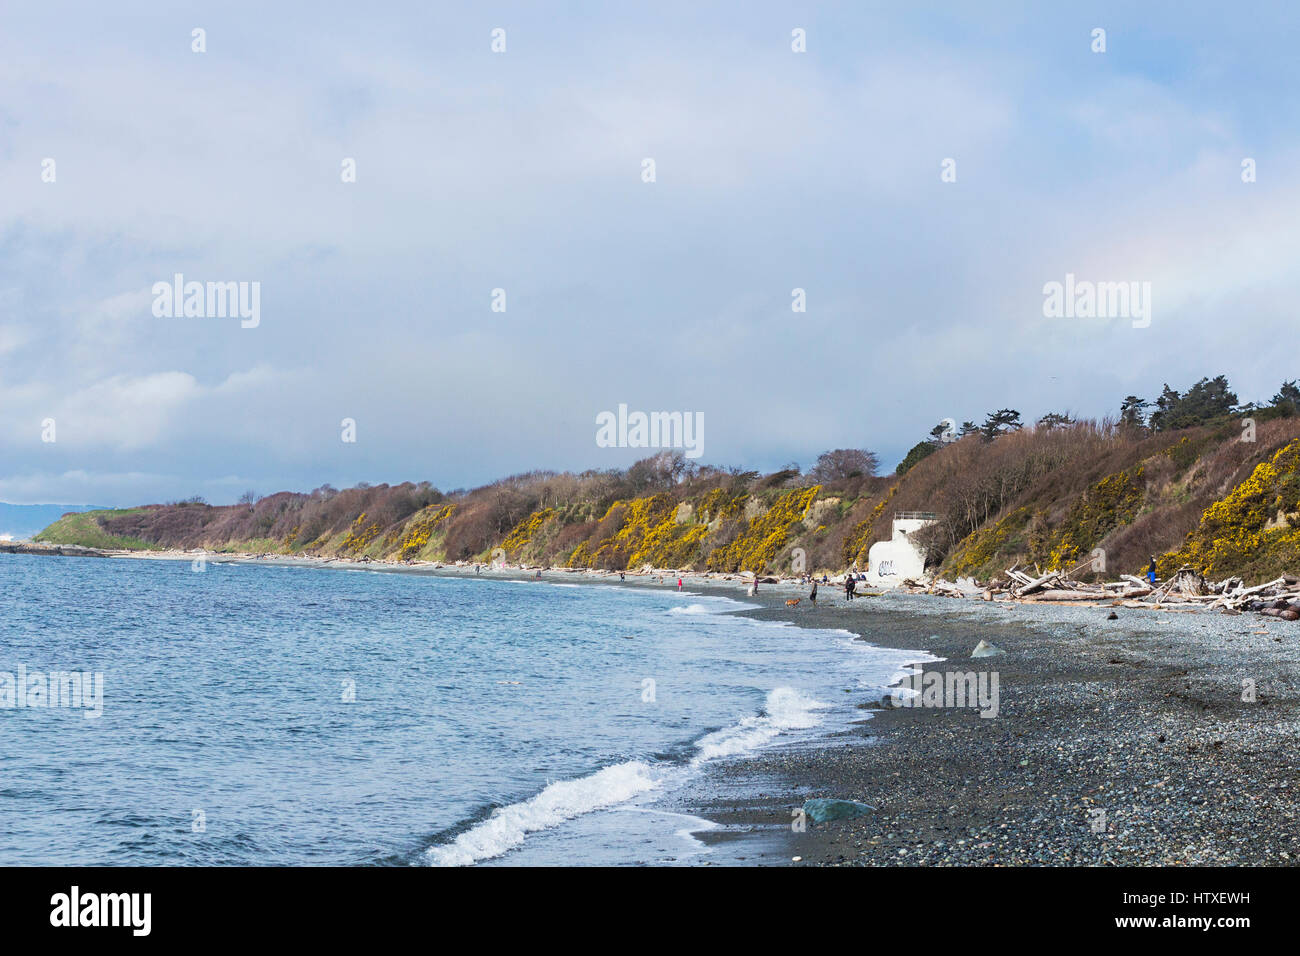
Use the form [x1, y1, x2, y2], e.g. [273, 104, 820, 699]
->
[908, 562, 1300, 624]
[971, 640, 1005, 658]
[802, 798, 875, 824]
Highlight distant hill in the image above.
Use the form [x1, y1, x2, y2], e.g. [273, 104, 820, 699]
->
[29, 408, 1300, 584]
[0, 503, 107, 541]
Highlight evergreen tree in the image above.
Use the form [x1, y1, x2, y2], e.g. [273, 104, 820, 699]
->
[896, 441, 937, 476]
[1036, 412, 1075, 430]
[1272, 380, 1300, 414]
[980, 408, 1023, 440]
[1151, 377, 1237, 431]
[1119, 395, 1149, 429]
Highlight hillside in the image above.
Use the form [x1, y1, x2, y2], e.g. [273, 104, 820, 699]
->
[33, 408, 1300, 585]
[0, 502, 107, 540]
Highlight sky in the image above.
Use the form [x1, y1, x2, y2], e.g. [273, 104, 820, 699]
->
[2, 1, 1300, 505]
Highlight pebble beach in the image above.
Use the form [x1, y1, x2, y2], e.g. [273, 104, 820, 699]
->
[677, 587, 1300, 866]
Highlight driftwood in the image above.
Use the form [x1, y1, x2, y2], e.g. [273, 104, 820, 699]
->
[907, 563, 1300, 623]
[1027, 589, 1107, 602]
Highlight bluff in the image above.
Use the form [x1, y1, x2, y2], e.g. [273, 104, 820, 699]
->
[34, 416, 1300, 585]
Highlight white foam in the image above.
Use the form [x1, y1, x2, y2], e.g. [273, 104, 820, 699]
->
[668, 603, 712, 616]
[690, 687, 828, 764]
[426, 761, 662, 867]
[425, 687, 828, 866]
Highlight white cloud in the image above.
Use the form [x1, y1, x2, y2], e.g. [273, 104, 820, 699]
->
[1, 3, 1297, 500]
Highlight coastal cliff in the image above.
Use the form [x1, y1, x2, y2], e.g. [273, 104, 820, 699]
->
[32, 411, 1300, 585]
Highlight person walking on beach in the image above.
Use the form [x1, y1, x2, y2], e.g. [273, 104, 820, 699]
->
[844, 572, 856, 601]
[809, 579, 818, 606]
[1147, 556, 1157, 585]
[677, 577, 683, 591]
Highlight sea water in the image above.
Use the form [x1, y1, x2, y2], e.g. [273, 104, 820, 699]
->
[0, 555, 919, 865]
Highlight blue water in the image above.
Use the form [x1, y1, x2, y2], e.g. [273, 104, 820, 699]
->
[0, 555, 918, 866]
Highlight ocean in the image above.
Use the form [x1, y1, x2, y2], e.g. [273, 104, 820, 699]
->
[0, 554, 919, 866]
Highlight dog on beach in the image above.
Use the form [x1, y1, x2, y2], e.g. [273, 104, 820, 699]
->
[785, 598, 800, 607]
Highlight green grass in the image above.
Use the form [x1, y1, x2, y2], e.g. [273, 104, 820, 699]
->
[33, 509, 162, 550]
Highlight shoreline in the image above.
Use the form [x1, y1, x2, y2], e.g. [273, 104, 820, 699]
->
[150, 548, 1300, 866]
[11, 546, 1298, 866]
[677, 589, 1300, 866]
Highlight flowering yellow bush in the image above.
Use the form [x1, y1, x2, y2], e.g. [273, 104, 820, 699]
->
[502, 508, 555, 559]
[707, 486, 821, 572]
[1159, 439, 1300, 579]
[1045, 467, 1145, 571]
[341, 512, 382, 554]
[696, 488, 748, 524]
[397, 504, 456, 559]
[842, 485, 897, 567]
[946, 507, 1030, 577]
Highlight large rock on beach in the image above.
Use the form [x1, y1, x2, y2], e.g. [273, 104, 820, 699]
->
[802, 798, 875, 824]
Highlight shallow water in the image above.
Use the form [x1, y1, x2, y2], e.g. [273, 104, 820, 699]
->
[0, 555, 919, 865]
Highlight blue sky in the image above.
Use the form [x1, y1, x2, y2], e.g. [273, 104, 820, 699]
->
[2, 1, 1299, 504]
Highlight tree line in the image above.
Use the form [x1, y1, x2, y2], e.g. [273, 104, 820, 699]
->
[895, 374, 1300, 476]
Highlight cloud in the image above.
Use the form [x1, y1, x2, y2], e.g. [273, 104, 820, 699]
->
[1, 2, 1298, 500]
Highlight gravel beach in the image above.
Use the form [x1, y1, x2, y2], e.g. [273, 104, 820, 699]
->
[674, 585, 1300, 866]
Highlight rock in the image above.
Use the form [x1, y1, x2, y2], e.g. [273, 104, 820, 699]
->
[1107, 611, 1119, 620]
[971, 640, 1006, 658]
[0, 542, 109, 558]
[802, 798, 875, 824]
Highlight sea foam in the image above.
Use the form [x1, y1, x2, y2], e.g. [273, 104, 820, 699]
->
[668, 603, 711, 615]
[426, 761, 662, 867]
[426, 686, 827, 866]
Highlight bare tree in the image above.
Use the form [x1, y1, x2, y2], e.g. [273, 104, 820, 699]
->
[809, 449, 879, 483]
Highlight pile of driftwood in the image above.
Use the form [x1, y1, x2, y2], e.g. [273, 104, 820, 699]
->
[914, 565, 1300, 620]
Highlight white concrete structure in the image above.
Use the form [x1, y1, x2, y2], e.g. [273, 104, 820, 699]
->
[866, 512, 937, 586]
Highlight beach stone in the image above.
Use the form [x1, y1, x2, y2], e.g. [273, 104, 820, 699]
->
[802, 798, 875, 824]
[971, 640, 1006, 658]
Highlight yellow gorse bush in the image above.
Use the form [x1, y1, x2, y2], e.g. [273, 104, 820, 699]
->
[398, 504, 456, 560]
[1160, 439, 1300, 579]
[707, 486, 821, 573]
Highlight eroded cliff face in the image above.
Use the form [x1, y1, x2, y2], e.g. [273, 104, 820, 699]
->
[33, 416, 1300, 584]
